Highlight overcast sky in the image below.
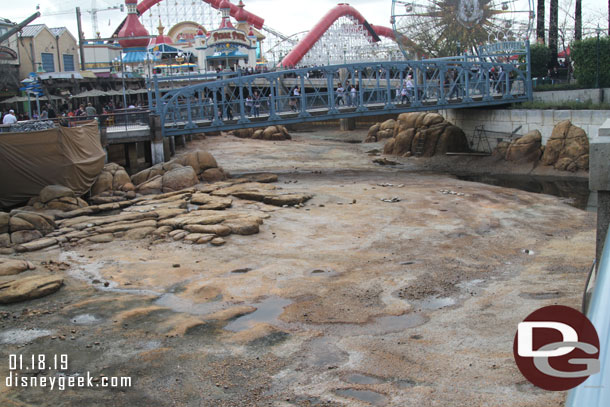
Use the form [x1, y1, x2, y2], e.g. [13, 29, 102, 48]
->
[3, 0, 608, 41]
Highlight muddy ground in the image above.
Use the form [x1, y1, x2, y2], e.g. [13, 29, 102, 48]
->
[0, 128, 595, 406]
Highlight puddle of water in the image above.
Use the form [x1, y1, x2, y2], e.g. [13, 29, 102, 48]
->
[335, 389, 388, 406]
[345, 373, 385, 385]
[305, 337, 349, 368]
[154, 293, 224, 316]
[308, 269, 338, 277]
[332, 313, 427, 337]
[0, 329, 54, 344]
[518, 291, 564, 300]
[225, 297, 292, 332]
[60, 252, 161, 296]
[457, 174, 591, 210]
[413, 296, 456, 311]
[395, 379, 418, 388]
[71, 314, 100, 325]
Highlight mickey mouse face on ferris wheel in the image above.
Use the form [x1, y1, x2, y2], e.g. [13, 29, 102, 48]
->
[457, 0, 484, 28]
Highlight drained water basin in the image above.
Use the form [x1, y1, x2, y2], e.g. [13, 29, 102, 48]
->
[335, 389, 388, 406]
[225, 297, 292, 332]
[457, 174, 591, 210]
[345, 373, 385, 385]
[0, 329, 54, 344]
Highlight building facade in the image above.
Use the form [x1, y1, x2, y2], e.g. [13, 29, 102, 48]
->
[17, 24, 80, 80]
[83, 43, 122, 72]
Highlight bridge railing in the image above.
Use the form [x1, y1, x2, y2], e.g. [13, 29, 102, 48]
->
[155, 59, 530, 137]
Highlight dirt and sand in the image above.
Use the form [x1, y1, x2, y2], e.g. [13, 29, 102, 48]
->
[0, 128, 595, 406]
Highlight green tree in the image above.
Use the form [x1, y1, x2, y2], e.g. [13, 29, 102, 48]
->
[549, 0, 559, 67]
[530, 44, 552, 78]
[537, 0, 546, 43]
[571, 37, 610, 87]
[575, 0, 582, 40]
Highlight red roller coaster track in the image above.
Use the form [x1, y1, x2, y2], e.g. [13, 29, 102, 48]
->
[136, 0, 265, 28]
[280, 4, 395, 68]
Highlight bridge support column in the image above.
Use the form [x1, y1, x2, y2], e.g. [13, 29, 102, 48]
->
[163, 138, 171, 161]
[340, 117, 356, 131]
[177, 135, 186, 148]
[169, 136, 176, 156]
[124, 143, 139, 173]
[149, 114, 165, 165]
[591, 119, 610, 265]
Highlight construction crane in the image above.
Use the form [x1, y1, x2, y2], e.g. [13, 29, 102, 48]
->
[42, 2, 123, 37]
[90, 1, 123, 37]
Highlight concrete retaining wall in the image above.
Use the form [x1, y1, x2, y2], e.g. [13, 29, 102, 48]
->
[533, 88, 610, 104]
[441, 108, 610, 150]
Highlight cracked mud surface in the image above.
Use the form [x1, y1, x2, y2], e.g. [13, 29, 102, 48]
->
[0, 129, 594, 406]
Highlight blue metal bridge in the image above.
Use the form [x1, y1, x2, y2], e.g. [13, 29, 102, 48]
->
[147, 41, 533, 139]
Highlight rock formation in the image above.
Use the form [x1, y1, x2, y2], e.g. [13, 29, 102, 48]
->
[366, 113, 469, 157]
[89, 163, 136, 204]
[505, 130, 543, 163]
[540, 120, 589, 172]
[27, 185, 88, 212]
[228, 125, 292, 141]
[0, 172, 311, 254]
[491, 120, 589, 172]
[130, 150, 228, 194]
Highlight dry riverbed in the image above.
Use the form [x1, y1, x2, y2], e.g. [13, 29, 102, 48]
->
[0, 129, 595, 406]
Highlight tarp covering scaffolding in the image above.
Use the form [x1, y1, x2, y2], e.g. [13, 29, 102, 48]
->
[0, 121, 105, 208]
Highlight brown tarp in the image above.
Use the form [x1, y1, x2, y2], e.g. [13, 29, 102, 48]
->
[0, 121, 105, 208]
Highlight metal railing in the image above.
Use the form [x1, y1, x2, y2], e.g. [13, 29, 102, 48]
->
[152, 57, 532, 138]
[99, 109, 151, 132]
[565, 224, 610, 406]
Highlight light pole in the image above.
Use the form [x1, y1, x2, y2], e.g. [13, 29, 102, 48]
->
[113, 55, 128, 110]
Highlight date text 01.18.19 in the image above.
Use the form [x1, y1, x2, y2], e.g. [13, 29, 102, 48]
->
[9, 354, 68, 371]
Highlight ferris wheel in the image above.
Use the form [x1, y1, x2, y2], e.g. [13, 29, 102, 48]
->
[391, 0, 534, 58]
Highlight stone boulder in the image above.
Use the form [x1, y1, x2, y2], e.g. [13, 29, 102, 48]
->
[201, 168, 226, 183]
[374, 113, 468, 157]
[11, 212, 55, 235]
[91, 163, 132, 196]
[0, 275, 64, 304]
[0, 210, 57, 248]
[229, 126, 291, 141]
[136, 175, 164, 195]
[0, 258, 35, 276]
[394, 129, 416, 156]
[10, 230, 43, 245]
[436, 125, 469, 155]
[132, 150, 225, 193]
[0, 212, 9, 234]
[505, 130, 543, 163]
[541, 120, 589, 172]
[380, 119, 396, 131]
[364, 123, 380, 142]
[39, 185, 74, 203]
[162, 166, 199, 193]
[27, 185, 88, 212]
[233, 128, 254, 138]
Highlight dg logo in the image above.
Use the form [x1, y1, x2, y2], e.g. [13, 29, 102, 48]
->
[513, 305, 600, 391]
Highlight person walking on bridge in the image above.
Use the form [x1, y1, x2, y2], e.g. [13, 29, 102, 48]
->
[336, 84, 345, 106]
[252, 91, 261, 117]
[406, 75, 415, 102]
